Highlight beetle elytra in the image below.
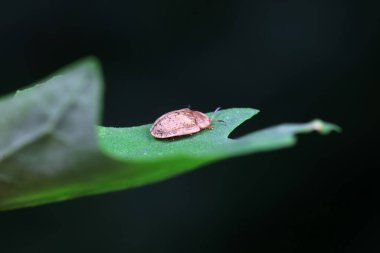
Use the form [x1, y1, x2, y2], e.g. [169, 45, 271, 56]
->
[150, 107, 223, 139]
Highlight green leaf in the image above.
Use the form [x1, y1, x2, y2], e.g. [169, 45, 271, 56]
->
[0, 58, 340, 211]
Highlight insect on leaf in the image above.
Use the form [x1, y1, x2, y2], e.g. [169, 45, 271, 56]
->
[0, 57, 340, 211]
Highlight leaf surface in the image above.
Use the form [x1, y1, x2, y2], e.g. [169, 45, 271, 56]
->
[0, 58, 340, 210]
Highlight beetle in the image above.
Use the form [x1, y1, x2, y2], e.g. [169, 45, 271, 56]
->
[150, 107, 223, 139]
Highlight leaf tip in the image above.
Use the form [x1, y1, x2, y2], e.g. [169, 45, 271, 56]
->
[310, 119, 342, 135]
[69, 56, 102, 74]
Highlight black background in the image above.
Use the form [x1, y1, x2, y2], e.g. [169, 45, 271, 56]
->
[0, 0, 379, 252]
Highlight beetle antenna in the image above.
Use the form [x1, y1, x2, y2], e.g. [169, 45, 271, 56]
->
[210, 107, 226, 125]
[210, 107, 221, 121]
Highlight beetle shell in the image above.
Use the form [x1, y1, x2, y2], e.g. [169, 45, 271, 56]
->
[150, 108, 212, 139]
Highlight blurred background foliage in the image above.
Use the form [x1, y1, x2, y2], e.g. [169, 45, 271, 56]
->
[0, 0, 379, 252]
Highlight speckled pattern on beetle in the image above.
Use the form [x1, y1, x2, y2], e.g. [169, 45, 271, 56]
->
[150, 108, 221, 139]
